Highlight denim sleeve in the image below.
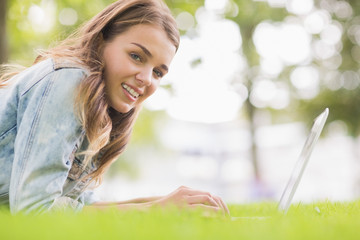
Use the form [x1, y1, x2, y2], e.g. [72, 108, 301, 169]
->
[82, 190, 100, 205]
[9, 67, 87, 214]
[48, 190, 99, 213]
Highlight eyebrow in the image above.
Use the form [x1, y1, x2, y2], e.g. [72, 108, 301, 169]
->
[131, 42, 152, 57]
[160, 64, 168, 72]
[131, 42, 169, 72]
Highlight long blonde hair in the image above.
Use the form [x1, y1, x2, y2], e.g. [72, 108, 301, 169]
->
[1, 0, 180, 185]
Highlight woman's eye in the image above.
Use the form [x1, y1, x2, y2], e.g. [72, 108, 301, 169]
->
[153, 69, 163, 78]
[130, 53, 142, 62]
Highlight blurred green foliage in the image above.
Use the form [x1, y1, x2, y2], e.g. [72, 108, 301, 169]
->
[224, 0, 360, 137]
[299, 0, 360, 136]
[7, 0, 111, 64]
[5, 0, 203, 64]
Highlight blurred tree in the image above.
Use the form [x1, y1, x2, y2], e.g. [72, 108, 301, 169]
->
[0, 0, 7, 63]
[299, 0, 360, 137]
[226, 0, 288, 181]
[220, 0, 360, 182]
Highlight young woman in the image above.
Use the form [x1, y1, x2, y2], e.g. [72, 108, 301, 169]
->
[0, 0, 229, 216]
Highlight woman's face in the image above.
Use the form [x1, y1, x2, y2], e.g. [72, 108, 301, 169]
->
[102, 24, 176, 113]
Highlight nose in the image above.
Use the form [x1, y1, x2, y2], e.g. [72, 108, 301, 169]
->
[136, 67, 152, 86]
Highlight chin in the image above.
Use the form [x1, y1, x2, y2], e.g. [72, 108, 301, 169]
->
[110, 104, 133, 114]
[116, 108, 132, 114]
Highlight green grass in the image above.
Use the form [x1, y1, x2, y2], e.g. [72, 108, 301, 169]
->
[1, 201, 360, 240]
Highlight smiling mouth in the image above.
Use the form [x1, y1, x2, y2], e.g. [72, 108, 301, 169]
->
[121, 83, 140, 99]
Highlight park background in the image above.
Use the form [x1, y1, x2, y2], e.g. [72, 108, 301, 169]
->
[1, 0, 360, 205]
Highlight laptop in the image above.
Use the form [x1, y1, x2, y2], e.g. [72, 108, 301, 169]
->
[232, 108, 329, 220]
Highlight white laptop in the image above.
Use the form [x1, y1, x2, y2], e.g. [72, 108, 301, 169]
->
[232, 108, 329, 219]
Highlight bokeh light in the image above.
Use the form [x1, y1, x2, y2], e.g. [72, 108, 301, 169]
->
[253, 21, 311, 65]
[333, 0, 353, 20]
[27, 1, 55, 33]
[176, 11, 195, 31]
[304, 10, 331, 34]
[290, 66, 319, 99]
[320, 22, 343, 45]
[205, 0, 228, 13]
[59, 8, 78, 26]
[286, 0, 314, 15]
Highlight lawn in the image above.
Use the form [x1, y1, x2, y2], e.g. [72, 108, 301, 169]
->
[1, 201, 360, 240]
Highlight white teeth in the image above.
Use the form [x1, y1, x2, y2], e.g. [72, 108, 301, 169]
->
[122, 83, 139, 98]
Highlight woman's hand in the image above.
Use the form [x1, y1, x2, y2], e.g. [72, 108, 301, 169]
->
[153, 186, 230, 217]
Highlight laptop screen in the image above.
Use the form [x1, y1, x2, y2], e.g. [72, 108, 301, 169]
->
[278, 108, 329, 213]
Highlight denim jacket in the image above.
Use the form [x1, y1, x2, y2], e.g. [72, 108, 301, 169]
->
[0, 58, 98, 214]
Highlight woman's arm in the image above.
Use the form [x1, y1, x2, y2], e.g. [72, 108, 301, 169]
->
[85, 196, 162, 209]
[84, 186, 230, 216]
